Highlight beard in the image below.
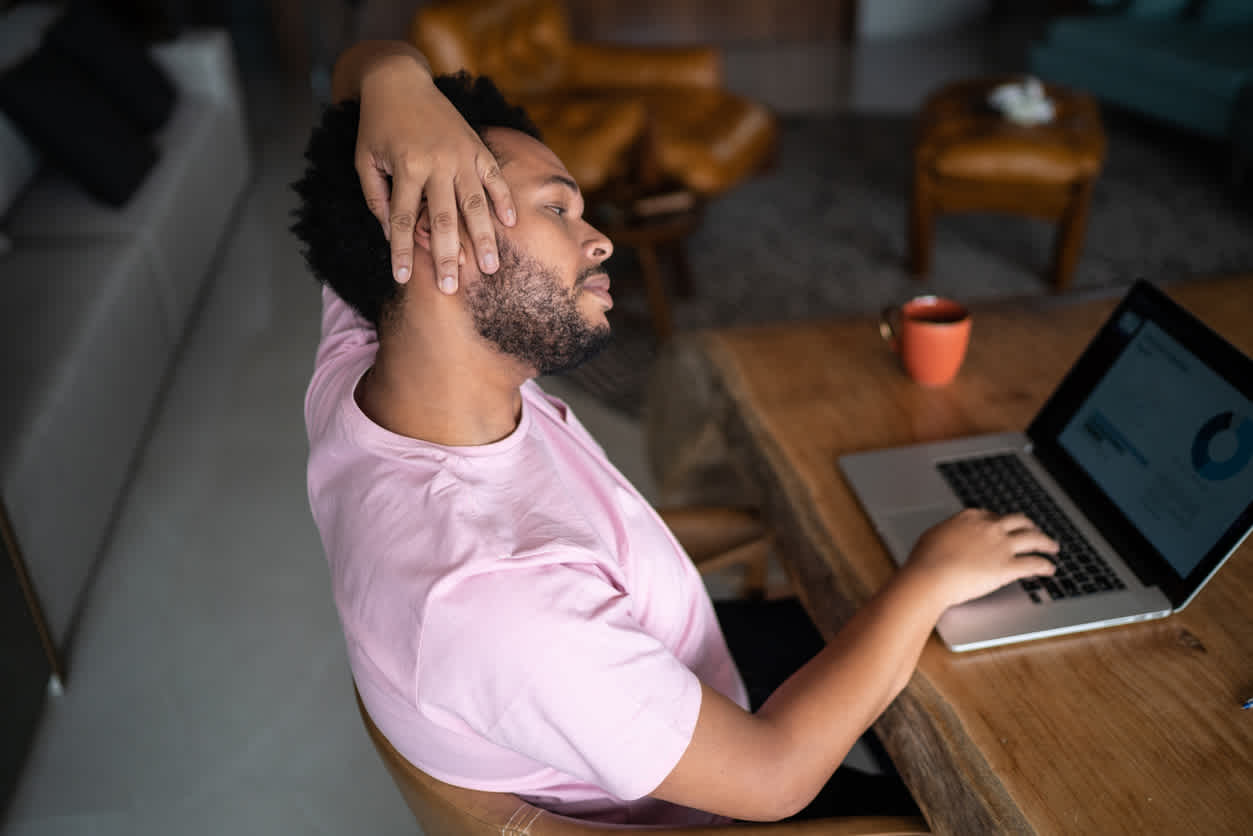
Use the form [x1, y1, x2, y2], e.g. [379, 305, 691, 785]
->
[463, 237, 611, 375]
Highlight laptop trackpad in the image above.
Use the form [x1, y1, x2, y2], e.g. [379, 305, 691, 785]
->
[880, 506, 959, 566]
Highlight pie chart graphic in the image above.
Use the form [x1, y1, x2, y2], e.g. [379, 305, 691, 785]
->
[1190, 411, 1253, 481]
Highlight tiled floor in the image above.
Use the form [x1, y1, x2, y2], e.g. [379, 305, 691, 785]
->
[3, 28, 1023, 835]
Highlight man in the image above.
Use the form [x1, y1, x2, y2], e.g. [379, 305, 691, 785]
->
[294, 53, 1058, 827]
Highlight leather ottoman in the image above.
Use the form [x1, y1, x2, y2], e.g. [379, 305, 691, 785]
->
[909, 77, 1106, 290]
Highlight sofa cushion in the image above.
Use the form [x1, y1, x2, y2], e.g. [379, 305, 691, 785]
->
[45, 2, 176, 133]
[1035, 19, 1253, 137]
[0, 3, 60, 219]
[0, 114, 40, 221]
[0, 242, 173, 646]
[1195, 0, 1253, 25]
[1045, 20, 1253, 93]
[0, 45, 158, 206]
[8, 75, 249, 333]
[1094, 0, 1191, 18]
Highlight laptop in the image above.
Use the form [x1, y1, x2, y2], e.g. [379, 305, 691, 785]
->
[839, 280, 1253, 651]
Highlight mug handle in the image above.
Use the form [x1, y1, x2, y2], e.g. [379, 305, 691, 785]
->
[879, 305, 900, 351]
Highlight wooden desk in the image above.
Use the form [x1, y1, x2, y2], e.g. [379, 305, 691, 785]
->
[646, 276, 1253, 835]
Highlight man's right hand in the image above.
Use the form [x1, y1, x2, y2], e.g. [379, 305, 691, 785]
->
[903, 508, 1059, 609]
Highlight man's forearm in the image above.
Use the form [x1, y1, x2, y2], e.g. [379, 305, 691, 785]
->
[331, 40, 432, 103]
[658, 567, 952, 821]
[753, 567, 948, 815]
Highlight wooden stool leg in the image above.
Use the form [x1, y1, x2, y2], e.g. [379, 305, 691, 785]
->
[1050, 178, 1095, 292]
[741, 548, 769, 600]
[636, 243, 674, 340]
[908, 170, 934, 278]
[668, 240, 693, 299]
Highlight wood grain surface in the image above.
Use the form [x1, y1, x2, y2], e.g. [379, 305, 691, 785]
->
[647, 277, 1253, 835]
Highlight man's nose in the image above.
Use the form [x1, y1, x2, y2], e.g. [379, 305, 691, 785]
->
[585, 225, 613, 263]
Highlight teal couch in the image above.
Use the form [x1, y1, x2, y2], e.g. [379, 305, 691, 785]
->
[1028, 0, 1253, 173]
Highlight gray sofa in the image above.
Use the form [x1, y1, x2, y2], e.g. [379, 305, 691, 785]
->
[0, 5, 251, 683]
[1028, 0, 1253, 177]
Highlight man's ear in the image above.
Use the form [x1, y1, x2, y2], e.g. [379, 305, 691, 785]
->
[413, 201, 468, 266]
[414, 202, 433, 252]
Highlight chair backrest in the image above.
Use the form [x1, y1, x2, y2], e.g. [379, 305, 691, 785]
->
[353, 689, 931, 836]
[412, 0, 574, 96]
[354, 689, 626, 835]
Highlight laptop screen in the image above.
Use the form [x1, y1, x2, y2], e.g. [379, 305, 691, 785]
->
[1056, 315, 1253, 579]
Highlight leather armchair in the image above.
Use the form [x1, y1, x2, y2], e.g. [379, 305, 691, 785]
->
[410, 0, 778, 197]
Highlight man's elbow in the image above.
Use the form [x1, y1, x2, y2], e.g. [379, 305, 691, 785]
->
[654, 693, 839, 821]
[731, 787, 814, 822]
[732, 752, 828, 821]
[653, 751, 819, 821]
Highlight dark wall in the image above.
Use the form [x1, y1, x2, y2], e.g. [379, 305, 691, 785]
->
[263, 0, 861, 85]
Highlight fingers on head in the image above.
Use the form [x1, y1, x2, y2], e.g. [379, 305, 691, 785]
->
[356, 161, 393, 233]
[479, 158, 515, 224]
[422, 178, 462, 276]
[457, 188, 497, 257]
[428, 207, 460, 255]
[386, 173, 423, 249]
[459, 189, 487, 217]
[389, 210, 418, 238]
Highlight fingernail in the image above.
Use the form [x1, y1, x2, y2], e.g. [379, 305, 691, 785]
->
[483, 251, 498, 271]
[396, 266, 410, 283]
[505, 208, 516, 225]
[440, 275, 457, 294]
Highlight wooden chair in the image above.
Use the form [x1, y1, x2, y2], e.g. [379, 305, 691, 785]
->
[350, 507, 929, 835]
[354, 690, 929, 836]
[656, 506, 783, 600]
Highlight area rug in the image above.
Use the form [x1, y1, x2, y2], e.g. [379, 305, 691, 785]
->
[552, 112, 1253, 416]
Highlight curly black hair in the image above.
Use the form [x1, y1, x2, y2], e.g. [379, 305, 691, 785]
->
[290, 72, 541, 329]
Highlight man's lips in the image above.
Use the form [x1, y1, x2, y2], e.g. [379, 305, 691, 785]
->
[581, 273, 613, 307]
[582, 273, 610, 292]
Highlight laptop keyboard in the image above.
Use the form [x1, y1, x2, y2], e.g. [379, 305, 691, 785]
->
[937, 454, 1125, 604]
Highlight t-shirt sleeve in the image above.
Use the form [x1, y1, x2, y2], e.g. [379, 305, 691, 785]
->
[416, 560, 703, 802]
[314, 285, 375, 369]
[305, 286, 375, 438]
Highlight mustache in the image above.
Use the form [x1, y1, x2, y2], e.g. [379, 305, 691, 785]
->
[574, 266, 610, 288]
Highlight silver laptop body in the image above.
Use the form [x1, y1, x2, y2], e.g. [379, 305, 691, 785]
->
[839, 281, 1253, 652]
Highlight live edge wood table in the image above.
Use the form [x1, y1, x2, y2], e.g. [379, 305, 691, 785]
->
[645, 275, 1253, 836]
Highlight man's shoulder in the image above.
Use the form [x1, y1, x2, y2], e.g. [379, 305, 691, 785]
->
[305, 335, 373, 446]
[322, 444, 605, 572]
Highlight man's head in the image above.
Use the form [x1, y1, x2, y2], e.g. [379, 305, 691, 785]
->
[457, 127, 614, 374]
[291, 73, 614, 376]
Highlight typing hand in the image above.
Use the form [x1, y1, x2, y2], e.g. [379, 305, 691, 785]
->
[903, 509, 1059, 609]
[355, 50, 516, 291]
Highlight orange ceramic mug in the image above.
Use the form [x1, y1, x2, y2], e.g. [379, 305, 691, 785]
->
[879, 295, 972, 386]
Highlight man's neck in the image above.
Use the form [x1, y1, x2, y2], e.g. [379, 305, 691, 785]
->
[356, 338, 532, 448]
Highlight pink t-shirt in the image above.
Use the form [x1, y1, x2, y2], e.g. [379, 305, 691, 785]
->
[305, 288, 748, 825]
